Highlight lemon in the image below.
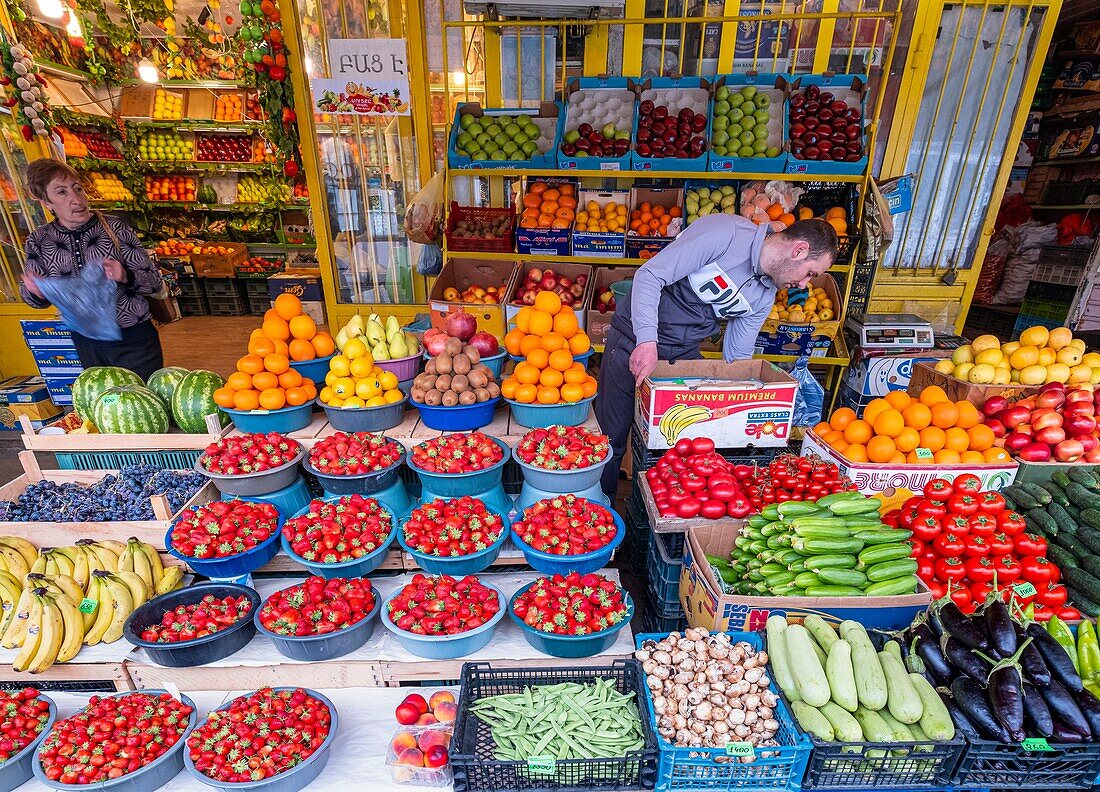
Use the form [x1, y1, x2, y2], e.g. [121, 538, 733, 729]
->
[356, 377, 381, 400]
[319, 386, 334, 403]
[329, 355, 351, 377]
[366, 395, 387, 407]
[350, 357, 374, 379]
[344, 337, 368, 360]
[332, 377, 356, 397]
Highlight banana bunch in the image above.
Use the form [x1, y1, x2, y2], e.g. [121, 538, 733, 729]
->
[118, 537, 183, 597]
[83, 569, 151, 649]
[0, 537, 38, 581]
[658, 403, 713, 445]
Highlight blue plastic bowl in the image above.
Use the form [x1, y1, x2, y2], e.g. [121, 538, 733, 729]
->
[511, 500, 625, 575]
[408, 436, 510, 497]
[0, 694, 54, 792]
[509, 582, 635, 658]
[166, 504, 284, 579]
[398, 502, 510, 575]
[35, 690, 197, 792]
[302, 445, 407, 497]
[184, 688, 338, 792]
[412, 396, 500, 431]
[282, 496, 398, 579]
[288, 354, 334, 386]
[322, 397, 407, 433]
[505, 395, 595, 429]
[380, 582, 506, 659]
[424, 348, 506, 378]
[242, 476, 312, 515]
[221, 400, 316, 434]
[255, 582, 381, 661]
[514, 449, 610, 492]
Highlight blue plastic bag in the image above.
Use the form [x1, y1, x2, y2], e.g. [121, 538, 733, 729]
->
[416, 243, 443, 276]
[788, 355, 824, 428]
[36, 263, 121, 341]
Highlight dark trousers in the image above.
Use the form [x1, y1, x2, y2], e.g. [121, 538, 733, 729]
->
[594, 326, 638, 497]
[71, 320, 164, 381]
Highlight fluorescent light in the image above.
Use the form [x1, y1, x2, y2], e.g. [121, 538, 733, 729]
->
[36, 0, 64, 19]
[137, 58, 159, 84]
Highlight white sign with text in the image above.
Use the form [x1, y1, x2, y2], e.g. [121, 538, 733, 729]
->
[311, 39, 410, 116]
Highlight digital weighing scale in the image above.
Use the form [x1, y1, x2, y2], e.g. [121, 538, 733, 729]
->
[845, 313, 935, 350]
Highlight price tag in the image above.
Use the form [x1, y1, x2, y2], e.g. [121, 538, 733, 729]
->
[599, 162, 621, 171]
[914, 448, 934, 460]
[1021, 737, 1052, 752]
[1014, 581, 1038, 598]
[526, 757, 556, 774]
[725, 742, 754, 757]
[78, 598, 98, 615]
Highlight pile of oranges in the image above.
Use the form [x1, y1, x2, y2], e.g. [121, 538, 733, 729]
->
[258, 294, 335, 362]
[814, 387, 1011, 465]
[519, 181, 577, 231]
[501, 291, 597, 405]
[629, 202, 682, 237]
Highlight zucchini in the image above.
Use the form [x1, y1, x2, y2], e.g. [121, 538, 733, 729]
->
[804, 554, 859, 573]
[760, 562, 786, 576]
[864, 576, 920, 596]
[854, 529, 914, 545]
[803, 614, 840, 652]
[1063, 567, 1100, 604]
[819, 701, 863, 741]
[786, 623, 832, 707]
[794, 571, 822, 589]
[766, 615, 801, 701]
[777, 501, 825, 518]
[792, 536, 865, 555]
[1003, 485, 1039, 510]
[909, 672, 955, 740]
[908, 722, 935, 752]
[877, 708, 915, 741]
[883, 640, 903, 661]
[826, 639, 858, 712]
[1082, 508, 1100, 531]
[1028, 508, 1059, 536]
[747, 514, 769, 529]
[1053, 470, 1074, 490]
[845, 624, 888, 710]
[791, 701, 834, 741]
[1040, 481, 1070, 507]
[858, 543, 913, 567]
[1020, 482, 1054, 506]
[878, 650, 923, 724]
[1067, 482, 1100, 511]
[818, 568, 869, 588]
[1068, 466, 1100, 488]
[826, 497, 882, 517]
[852, 706, 894, 742]
[867, 558, 919, 582]
[1047, 543, 1081, 570]
[1047, 503, 1078, 535]
[806, 586, 866, 596]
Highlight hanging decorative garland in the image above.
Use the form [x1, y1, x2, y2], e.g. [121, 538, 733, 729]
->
[0, 37, 53, 140]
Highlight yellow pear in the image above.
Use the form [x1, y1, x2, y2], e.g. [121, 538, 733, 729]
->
[1045, 363, 1071, 384]
[1048, 327, 1074, 351]
[1019, 365, 1047, 386]
[952, 346, 974, 365]
[974, 349, 1004, 367]
[968, 364, 996, 384]
[954, 362, 974, 382]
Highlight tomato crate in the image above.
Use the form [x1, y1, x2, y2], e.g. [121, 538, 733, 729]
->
[623, 509, 650, 571]
[952, 738, 1100, 790]
[450, 660, 659, 792]
[635, 630, 811, 792]
[629, 426, 789, 472]
[645, 530, 685, 606]
[445, 203, 516, 253]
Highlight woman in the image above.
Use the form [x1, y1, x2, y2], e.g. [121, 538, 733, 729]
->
[19, 159, 165, 379]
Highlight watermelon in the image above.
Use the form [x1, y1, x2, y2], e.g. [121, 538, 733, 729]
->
[71, 367, 143, 421]
[92, 386, 169, 434]
[146, 367, 190, 414]
[172, 370, 229, 433]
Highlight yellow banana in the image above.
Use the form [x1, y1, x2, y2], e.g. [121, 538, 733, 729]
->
[83, 574, 115, 646]
[81, 576, 101, 634]
[42, 553, 57, 578]
[111, 571, 149, 610]
[99, 575, 133, 644]
[53, 592, 84, 663]
[96, 540, 126, 557]
[29, 553, 47, 576]
[135, 540, 164, 588]
[117, 542, 136, 574]
[50, 551, 73, 579]
[90, 543, 120, 572]
[0, 554, 10, 577]
[0, 573, 21, 637]
[28, 594, 62, 673]
[0, 537, 37, 569]
[42, 575, 84, 606]
[2, 586, 32, 649]
[154, 566, 185, 596]
[13, 594, 43, 672]
[76, 541, 107, 573]
[55, 547, 89, 591]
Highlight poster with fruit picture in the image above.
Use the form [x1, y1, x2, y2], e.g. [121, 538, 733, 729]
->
[311, 39, 410, 116]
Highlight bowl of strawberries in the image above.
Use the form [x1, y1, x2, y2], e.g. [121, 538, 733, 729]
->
[398, 496, 509, 576]
[196, 432, 303, 497]
[0, 688, 54, 792]
[255, 576, 381, 661]
[407, 432, 510, 496]
[510, 494, 625, 575]
[509, 572, 634, 658]
[303, 432, 407, 496]
[282, 494, 398, 579]
[514, 425, 612, 492]
[381, 574, 505, 659]
[166, 499, 284, 579]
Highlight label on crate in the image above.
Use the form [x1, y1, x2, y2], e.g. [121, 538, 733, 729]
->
[724, 742, 754, 757]
[78, 598, 98, 614]
[526, 757, 557, 774]
[599, 162, 621, 171]
[1014, 581, 1038, 598]
[1021, 737, 1052, 752]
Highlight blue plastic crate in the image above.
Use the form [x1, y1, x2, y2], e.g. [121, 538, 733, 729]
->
[646, 530, 685, 606]
[635, 630, 812, 792]
[784, 74, 868, 177]
[448, 102, 564, 170]
[629, 76, 711, 172]
[1013, 313, 1062, 338]
[55, 450, 202, 470]
[559, 77, 635, 171]
[709, 73, 789, 173]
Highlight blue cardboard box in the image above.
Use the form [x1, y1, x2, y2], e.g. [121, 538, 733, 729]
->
[629, 76, 711, 172]
[20, 320, 77, 350]
[42, 377, 76, 406]
[32, 348, 83, 376]
[784, 74, 868, 177]
[558, 77, 636, 171]
[515, 176, 576, 256]
[448, 102, 564, 170]
[0, 376, 52, 405]
[709, 73, 788, 173]
[570, 188, 628, 257]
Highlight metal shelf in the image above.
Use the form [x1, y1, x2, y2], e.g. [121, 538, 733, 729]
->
[448, 167, 864, 183]
[1032, 203, 1100, 210]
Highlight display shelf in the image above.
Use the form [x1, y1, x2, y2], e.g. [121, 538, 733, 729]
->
[1032, 203, 1100, 210]
[0, 660, 132, 690]
[118, 78, 251, 88]
[127, 120, 265, 132]
[145, 201, 278, 212]
[442, 248, 852, 273]
[19, 414, 228, 453]
[449, 167, 865, 183]
[88, 200, 135, 210]
[1032, 155, 1100, 167]
[592, 335, 850, 365]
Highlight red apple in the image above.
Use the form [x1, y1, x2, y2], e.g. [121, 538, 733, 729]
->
[1004, 432, 1032, 452]
[1001, 405, 1032, 430]
[1086, 447, 1100, 463]
[527, 268, 542, 283]
[986, 419, 1007, 438]
[1031, 410, 1063, 431]
[1065, 414, 1097, 437]
[540, 274, 557, 290]
[1043, 381, 1067, 392]
[1019, 442, 1052, 462]
[982, 396, 1008, 417]
[1081, 434, 1099, 453]
[1036, 389, 1066, 410]
[1035, 426, 1066, 446]
[1055, 438, 1086, 462]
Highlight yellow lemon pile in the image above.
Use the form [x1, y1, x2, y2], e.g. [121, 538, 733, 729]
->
[320, 337, 405, 408]
[935, 326, 1100, 386]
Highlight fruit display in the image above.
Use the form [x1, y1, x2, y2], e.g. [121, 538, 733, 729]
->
[411, 432, 503, 473]
[152, 88, 185, 119]
[213, 93, 244, 121]
[510, 266, 587, 308]
[561, 121, 630, 159]
[644, 437, 754, 519]
[334, 312, 419, 360]
[236, 255, 283, 276]
[309, 433, 403, 475]
[936, 327, 1100, 386]
[0, 688, 50, 760]
[560, 85, 633, 160]
[684, 185, 738, 225]
[452, 111, 551, 162]
[769, 283, 836, 323]
[237, 174, 270, 202]
[145, 175, 197, 202]
[39, 692, 193, 784]
[983, 383, 1100, 463]
[711, 83, 783, 159]
[60, 127, 87, 157]
[595, 285, 619, 313]
[515, 425, 610, 471]
[502, 292, 596, 405]
[91, 385, 168, 434]
[512, 572, 629, 635]
[153, 239, 198, 258]
[512, 494, 619, 555]
[196, 133, 252, 162]
[574, 195, 627, 234]
[447, 210, 513, 243]
[388, 692, 455, 782]
[258, 576, 376, 636]
[320, 348, 404, 409]
[394, 691, 456, 727]
[402, 496, 505, 557]
[136, 130, 193, 161]
[169, 500, 280, 559]
[628, 201, 683, 238]
[440, 282, 507, 304]
[742, 453, 856, 512]
[386, 574, 501, 635]
[789, 82, 864, 164]
[424, 323, 499, 358]
[813, 388, 1011, 465]
[59, 127, 121, 159]
[71, 366, 142, 421]
[282, 495, 394, 563]
[187, 688, 332, 783]
[0, 465, 205, 521]
[138, 592, 254, 643]
[410, 346, 500, 406]
[199, 432, 301, 475]
[84, 172, 133, 202]
[518, 181, 576, 232]
[634, 99, 707, 160]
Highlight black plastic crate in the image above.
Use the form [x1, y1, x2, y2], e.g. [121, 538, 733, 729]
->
[952, 738, 1100, 790]
[801, 736, 965, 790]
[841, 260, 877, 316]
[637, 600, 686, 634]
[796, 182, 860, 265]
[176, 274, 205, 299]
[645, 530, 684, 605]
[964, 304, 1020, 341]
[242, 279, 272, 315]
[177, 294, 209, 316]
[646, 579, 683, 618]
[629, 426, 788, 473]
[203, 277, 246, 299]
[623, 510, 650, 572]
[206, 292, 249, 316]
[450, 661, 659, 792]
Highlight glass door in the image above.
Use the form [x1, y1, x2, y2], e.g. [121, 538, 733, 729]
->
[0, 111, 44, 303]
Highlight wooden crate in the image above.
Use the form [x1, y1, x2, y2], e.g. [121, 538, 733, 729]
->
[19, 414, 228, 454]
[0, 661, 132, 691]
[125, 659, 386, 690]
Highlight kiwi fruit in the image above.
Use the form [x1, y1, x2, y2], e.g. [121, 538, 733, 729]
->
[442, 391, 459, 407]
[435, 353, 453, 375]
[459, 391, 477, 405]
[487, 382, 501, 399]
[451, 374, 469, 393]
[414, 373, 435, 390]
[444, 337, 463, 355]
[435, 374, 452, 392]
[467, 370, 488, 390]
[452, 354, 471, 375]
[462, 345, 481, 364]
[474, 387, 490, 402]
[425, 359, 438, 376]
[424, 389, 443, 406]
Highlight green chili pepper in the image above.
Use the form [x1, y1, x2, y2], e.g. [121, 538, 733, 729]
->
[1047, 614, 1079, 673]
[1078, 619, 1100, 682]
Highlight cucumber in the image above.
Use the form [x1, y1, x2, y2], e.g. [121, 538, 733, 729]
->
[803, 614, 839, 652]
[878, 650, 923, 724]
[788, 560, 808, 574]
[826, 497, 882, 516]
[791, 520, 852, 539]
[909, 672, 955, 741]
[766, 615, 801, 701]
[867, 558, 919, 582]
[761, 504, 781, 521]
[778, 501, 825, 518]
[1068, 587, 1100, 618]
[1076, 527, 1100, 556]
[818, 568, 869, 587]
[791, 701, 834, 741]
[775, 549, 803, 565]
[1053, 531, 1089, 559]
[1081, 555, 1100, 580]
[819, 701, 863, 741]
[864, 575, 919, 596]
[804, 554, 859, 573]
[1047, 543, 1081, 570]
[1021, 482, 1053, 505]
[826, 640, 858, 712]
[1064, 567, 1100, 604]
[766, 535, 787, 551]
[1053, 470, 1074, 490]
[786, 624, 832, 707]
[792, 537, 865, 555]
[845, 624, 888, 710]
[760, 563, 786, 576]
[1047, 503, 1078, 535]
[854, 529, 914, 545]
[1040, 481, 1070, 507]
[807, 586, 867, 596]
[1068, 466, 1100, 488]
[1028, 507, 1059, 536]
[852, 706, 894, 742]
[1082, 508, 1100, 531]
[1065, 502, 1084, 526]
[815, 491, 866, 509]
[1067, 482, 1100, 510]
[877, 708, 916, 741]
[795, 571, 822, 589]
[748, 514, 769, 529]
[858, 543, 913, 567]
[1003, 485, 1039, 510]
[765, 571, 796, 589]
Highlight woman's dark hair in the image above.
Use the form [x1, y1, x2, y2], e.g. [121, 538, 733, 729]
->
[781, 218, 839, 262]
[24, 159, 81, 201]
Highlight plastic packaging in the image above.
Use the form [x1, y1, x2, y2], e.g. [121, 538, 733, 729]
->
[417, 243, 443, 276]
[404, 172, 445, 245]
[789, 355, 824, 428]
[386, 724, 454, 787]
[36, 262, 121, 341]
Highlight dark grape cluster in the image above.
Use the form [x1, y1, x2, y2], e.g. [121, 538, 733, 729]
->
[0, 465, 206, 522]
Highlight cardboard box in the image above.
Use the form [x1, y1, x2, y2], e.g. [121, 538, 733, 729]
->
[625, 186, 682, 259]
[628, 77, 710, 172]
[0, 377, 61, 426]
[785, 74, 868, 177]
[635, 359, 797, 450]
[755, 274, 842, 358]
[680, 520, 932, 632]
[428, 259, 517, 339]
[1055, 57, 1100, 91]
[514, 177, 577, 256]
[800, 429, 1018, 497]
[20, 321, 77, 350]
[267, 274, 324, 303]
[571, 189, 628, 257]
[505, 261, 593, 332]
[41, 376, 77, 406]
[559, 78, 636, 171]
[31, 347, 83, 376]
[586, 266, 634, 347]
[906, 362, 1040, 407]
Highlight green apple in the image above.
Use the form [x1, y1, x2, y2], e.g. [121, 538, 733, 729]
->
[738, 130, 755, 145]
[755, 94, 770, 109]
[466, 121, 484, 137]
[712, 115, 728, 131]
[564, 130, 580, 144]
[715, 85, 730, 102]
[457, 132, 473, 148]
[490, 150, 507, 160]
[738, 144, 755, 157]
[521, 140, 539, 157]
[485, 123, 502, 137]
[504, 123, 520, 137]
[729, 108, 744, 122]
[752, 138, 768, 153]
[460, 114, 476, 129]
[712, 130, 729, 147]
[483, 140, 499, 154]
[754, 109, 769, 124]
[741, 86, 757, 100]
[728, 93, 744, 108]
[765, 146, 780, 157]
[714, 100, 730, 116]
[502, 141, 519, 156]
[741, 115, 756, 130]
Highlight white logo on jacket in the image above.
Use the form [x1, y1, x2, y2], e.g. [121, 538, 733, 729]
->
[687, 262, 754, 319]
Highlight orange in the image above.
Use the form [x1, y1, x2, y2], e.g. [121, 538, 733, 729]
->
[890, 452, 906, 464]
[918, 426, 946, 453]
[263, 353, 290, 375]
[831, 438, 849, 452]
[312, 333, 335, 357]
[955, 401, 981, 429]
[289, 315, 316, 340]
[528, 310, 553, 336]
[539, 368, 564, 388]
[930, 401, 959, 429]
[553, 312, 579, 338]
[238, 354, 265, 375]
[844, 444, 869, 463]
[264, 309, 281, 323]
[580, 379, 597, 398]
[262, 317, 291, 341]
[568, 332, 591, 356]
[534, 291, 562, 315]
[944, 427, 969, 453]
[501, 378, 519, 400]
[526, 349, 550, 369]
[213, 387, 236, 408]
[872, 409, 905, 439]
[895, 427, 920, 453]
[227, 372, 253, 391]
[984, 447, 1011, 463]
[537, 386, 560, 405]
[289, 338, 316, 361]
[302, 380, 317, 400]
[814, 421, 832, 435]
[919, 385, 949, 407]
[902, 403, 932, 430]
[862, 399, 891, 426]
[829, 407, 857, 430]
[248, 336, 276, 357]
[274, 293, 302, 320]
[272, 338, 290, 357]
[822, 429, 845, 446]
[285, 386, 308, 406]
[515, 307, 533, 333]
[233, 389, 260, 410]
[514, 363, 540, 385]
[541, 333, 566, 352]
[519, 335, 543, 356]
[966, 424, 995, 452]
[252, 371, 279, 391]
[561, 383, 584, 403]
[504, 329, 525, 356]
[563, 365, 587, 384]
[934, 449, 961, 465]
[842, 419, 873, 445]
[960, 451, 986, 464]
[278, 369, 303, 389]
[867, 435, 896, 463]
[514, 383, 537, 404]
[884, 391, 912, 410]
[259, 388, 286, 410]
[548, 349, 573, 372]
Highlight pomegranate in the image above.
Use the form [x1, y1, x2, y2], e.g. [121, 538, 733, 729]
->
[443, 311, 477, 342]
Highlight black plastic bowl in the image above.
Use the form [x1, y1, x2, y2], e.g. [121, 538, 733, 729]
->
[302, 441, 407, 496]
[124, 583, 260, 667]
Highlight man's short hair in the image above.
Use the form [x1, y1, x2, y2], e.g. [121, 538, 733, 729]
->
[781, 218, 839, 263]
[24, 159, 80, 202]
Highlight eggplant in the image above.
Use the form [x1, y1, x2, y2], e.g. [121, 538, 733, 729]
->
[933, 599, 989, 651]
[988, 664, 1026, 742]
[1038, 678, 1091, 738]
[951, 676, 1011, 742]
[1053, 722, 1085, 743]
[984, 598, 1017, 658]
[1025, 622, 1083, 692]
[941, 635, 993, 685]
[1021, 682, 1053, 737]
[1014, 623, 1051, 687]
[1075, 687, 1100, 737]
[913, 624, 953, 686]
[940, 690, 981, 741]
